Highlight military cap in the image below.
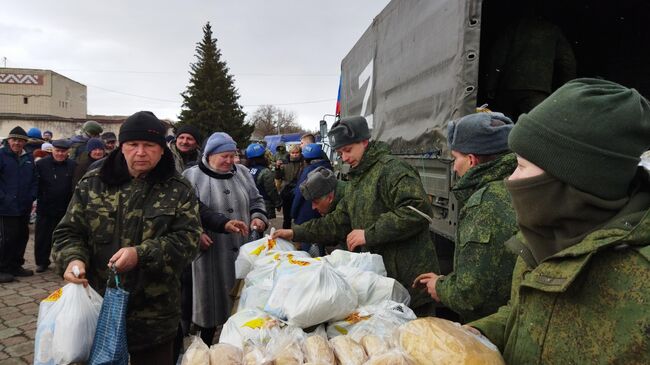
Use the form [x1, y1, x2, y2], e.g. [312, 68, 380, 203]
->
[328, 116, 371, 150]
[300, 166, 338, 201]
[447, 112, 513, 155]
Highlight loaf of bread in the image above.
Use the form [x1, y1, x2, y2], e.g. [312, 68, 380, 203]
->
[209, 343, 242, 365]
[304, 335, 335, 364]
[329, 336, 367, 365]
[360, 335, 389, 358]
[364, 350, 415, 365]
[399, 317, 505, 365]
[273, 341, 302, 365]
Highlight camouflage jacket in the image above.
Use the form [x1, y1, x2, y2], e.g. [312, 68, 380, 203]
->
[52, 150, 201, 350]
[293, 141, 439, 308]
[169, 142, 200, 173]
[436, 153, 518, 322]
[470, 205, 650, 364]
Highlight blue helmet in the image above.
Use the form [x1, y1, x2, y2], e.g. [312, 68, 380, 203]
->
[27, 127, 42, 139]
[302, 143, 322, 159]
[246, 143, 266, 159]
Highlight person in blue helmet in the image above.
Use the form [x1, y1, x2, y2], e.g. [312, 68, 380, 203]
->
[25, 127, 44, 155]
[245, 143, 281, 220]
[290, 143, 332, 255]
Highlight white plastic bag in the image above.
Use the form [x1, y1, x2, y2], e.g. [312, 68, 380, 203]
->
[237, 251, 311, 312]
[327, 300, 415, 341]
[324, 249, 387, 276]
[265, 260, 358, 328]
[336, 266, 410, 307]
[35, 283, 103, 365]
[219, 308, 282, 349]
[182, 336, 209, 365]
[235, 236, 297, 278]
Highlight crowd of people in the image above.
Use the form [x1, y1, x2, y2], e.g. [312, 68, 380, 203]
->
[0, 77, 648, 364]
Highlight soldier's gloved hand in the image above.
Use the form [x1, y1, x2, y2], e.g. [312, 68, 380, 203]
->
[346, 229, 366, 251]
[272, 229, 294, 241]
[199, 233, 213, 250]
[251, 218, 266, 232]
[108, 247, 138, 273]
[64, 259, 89, 287]
[225, 220, 249, 237]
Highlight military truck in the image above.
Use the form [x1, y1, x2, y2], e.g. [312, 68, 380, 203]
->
[327, 0, 649, 254]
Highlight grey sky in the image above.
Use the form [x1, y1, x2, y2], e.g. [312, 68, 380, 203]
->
[1, 0, 390, 131]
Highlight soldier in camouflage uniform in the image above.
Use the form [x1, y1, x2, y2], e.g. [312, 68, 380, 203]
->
[413, 112, 518, 323]
[468, 79, 650, 364]
[53, 111, 201, 364]
[273, 116, 439, 313]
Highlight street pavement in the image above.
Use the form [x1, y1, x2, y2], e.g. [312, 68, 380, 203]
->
[0, 216, 285, 364]
[0, 225, 64, 365]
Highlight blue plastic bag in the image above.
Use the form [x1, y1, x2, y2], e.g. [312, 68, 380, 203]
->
[88, 266, 130, 365]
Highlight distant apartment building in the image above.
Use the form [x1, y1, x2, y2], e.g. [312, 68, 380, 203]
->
[0, 67, 122, 139]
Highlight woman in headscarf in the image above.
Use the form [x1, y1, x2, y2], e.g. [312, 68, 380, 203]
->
[182, 132, 268, 345]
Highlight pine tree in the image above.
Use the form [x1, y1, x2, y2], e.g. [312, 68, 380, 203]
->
[178, 22, 253, 146]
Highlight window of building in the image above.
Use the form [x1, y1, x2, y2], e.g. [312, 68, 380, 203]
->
[23, 97, 28, 104]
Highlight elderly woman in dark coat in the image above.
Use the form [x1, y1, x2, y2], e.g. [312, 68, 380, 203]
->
[182, 132, 268, 345]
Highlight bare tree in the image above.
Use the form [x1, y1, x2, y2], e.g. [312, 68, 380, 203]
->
[250, 105, 305, 137]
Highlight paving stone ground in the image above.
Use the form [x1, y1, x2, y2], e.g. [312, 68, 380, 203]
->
[0, 217, 285, 364]
[0, 225, 64, 365]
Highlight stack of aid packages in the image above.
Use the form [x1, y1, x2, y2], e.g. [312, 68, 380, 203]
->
[181, 235, 505, 365]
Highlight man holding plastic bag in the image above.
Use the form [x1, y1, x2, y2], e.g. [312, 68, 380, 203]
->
[53, 111, 202, 364]
[273, 116, 440, 315]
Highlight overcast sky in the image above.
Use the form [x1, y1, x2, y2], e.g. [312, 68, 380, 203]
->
[0, 0, 391, 132]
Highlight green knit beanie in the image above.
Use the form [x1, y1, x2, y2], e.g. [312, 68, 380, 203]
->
[509, 78, 650, 200]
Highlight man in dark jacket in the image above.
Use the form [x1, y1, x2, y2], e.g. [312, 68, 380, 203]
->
[0, 127, 38, 282]
[273, 116, 440, 314]
[53, 111, 202, 363]
[34, 139, 76, 273]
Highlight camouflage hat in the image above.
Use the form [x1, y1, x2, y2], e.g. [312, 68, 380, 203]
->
[328, 116, 371, 150]
[300, 166, 337, 201]
[82, 120, 103, 136]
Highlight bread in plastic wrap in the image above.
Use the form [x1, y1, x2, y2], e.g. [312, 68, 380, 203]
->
[209, 343, 243, 365]
[335, 266, 410, 306]
[327, 300, 415, 341]
[235, 236, 297, 278]
[398, 317, 505, 365]
[329, 336, 367, 365]
[364, 349, 416, 365]
[265, 260, 358, 328]
[182, 336, 210, 365]
[360, 334, 389, 358]
[303, 335, 336, 365]
[219, 309, 280, 349]
[324, 249, 387, 276]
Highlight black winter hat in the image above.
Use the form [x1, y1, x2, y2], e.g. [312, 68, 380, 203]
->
[328, 116, 371, 150]
[175, 124, 203, 145]
[119, 111, 167, 147]
[8, 126, 29, 141]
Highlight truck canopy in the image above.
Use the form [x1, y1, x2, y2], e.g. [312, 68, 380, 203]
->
[339, 0, 480, 157]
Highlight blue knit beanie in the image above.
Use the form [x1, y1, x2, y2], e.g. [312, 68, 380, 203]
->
[204, 132, 237, 156]
[447, 112, 513, 155]
[86, 138, 105, 152]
